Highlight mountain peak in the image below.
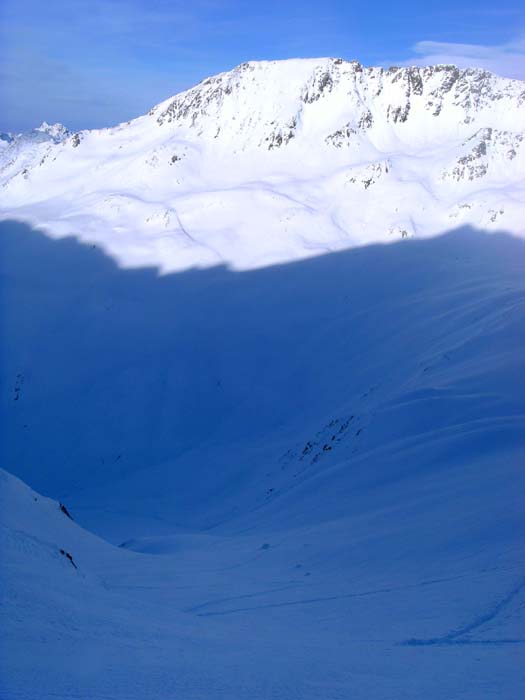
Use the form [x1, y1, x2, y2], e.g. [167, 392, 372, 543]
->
[34, 121, 70, 141]
[152, 58, 523, 144]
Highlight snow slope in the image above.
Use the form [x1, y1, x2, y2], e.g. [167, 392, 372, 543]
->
[1, 59, 525, 271]
[9, 468, 525, 700]
[1, 220, 524, 698]
[1, 58, 525, 699]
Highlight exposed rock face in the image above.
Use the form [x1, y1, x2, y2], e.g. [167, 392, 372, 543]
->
[152, 59, 524, 154]
[443, 128, 524, 182]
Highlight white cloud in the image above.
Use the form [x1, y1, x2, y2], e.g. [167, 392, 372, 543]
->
[397, 38, 525, 81]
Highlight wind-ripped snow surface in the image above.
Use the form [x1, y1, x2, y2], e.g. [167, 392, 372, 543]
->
[1, 59, 525, 699]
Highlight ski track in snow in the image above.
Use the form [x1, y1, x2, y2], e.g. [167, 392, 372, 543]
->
[187, 571, 525, 623]
[403, 576, 525, 646]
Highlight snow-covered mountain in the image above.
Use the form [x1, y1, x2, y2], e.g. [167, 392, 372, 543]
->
[1, 58, 524, 270]
[1, 60, 525, 700]
[0, 121, 70, 151]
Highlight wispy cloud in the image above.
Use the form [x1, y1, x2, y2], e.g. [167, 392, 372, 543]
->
[0, 0, 350, 131]
[0, 0, 229, 131]
[2, 0, 524, 131]
[397, 38, 525, 80]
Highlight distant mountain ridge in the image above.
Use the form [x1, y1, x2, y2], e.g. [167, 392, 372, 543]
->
[1, 121, 69, 146]
[1, 58, 524, 270]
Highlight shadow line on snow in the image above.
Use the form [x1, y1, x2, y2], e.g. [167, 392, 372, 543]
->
[1, 219, 524, 540]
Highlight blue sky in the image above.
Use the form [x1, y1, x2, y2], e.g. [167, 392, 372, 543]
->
[1, 0, 524, 132]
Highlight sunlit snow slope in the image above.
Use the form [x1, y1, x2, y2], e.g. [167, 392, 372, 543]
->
[1, 58, 525, 270]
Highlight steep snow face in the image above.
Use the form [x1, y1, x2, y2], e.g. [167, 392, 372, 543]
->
[2, 221, 525, 698]
[2, 220, 524, 542]
[1, 58, 524, 271]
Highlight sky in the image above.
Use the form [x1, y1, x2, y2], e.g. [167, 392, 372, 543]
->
[1, 0, 524, 132]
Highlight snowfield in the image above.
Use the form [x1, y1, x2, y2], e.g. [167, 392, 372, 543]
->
[1, 58, 525, 699]
[1, 58, 524, 271]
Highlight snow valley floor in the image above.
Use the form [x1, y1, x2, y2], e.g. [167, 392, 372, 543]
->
[1, 220, 524, 699]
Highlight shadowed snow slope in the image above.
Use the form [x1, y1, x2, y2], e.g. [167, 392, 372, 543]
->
[1, 220, 524, 698]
